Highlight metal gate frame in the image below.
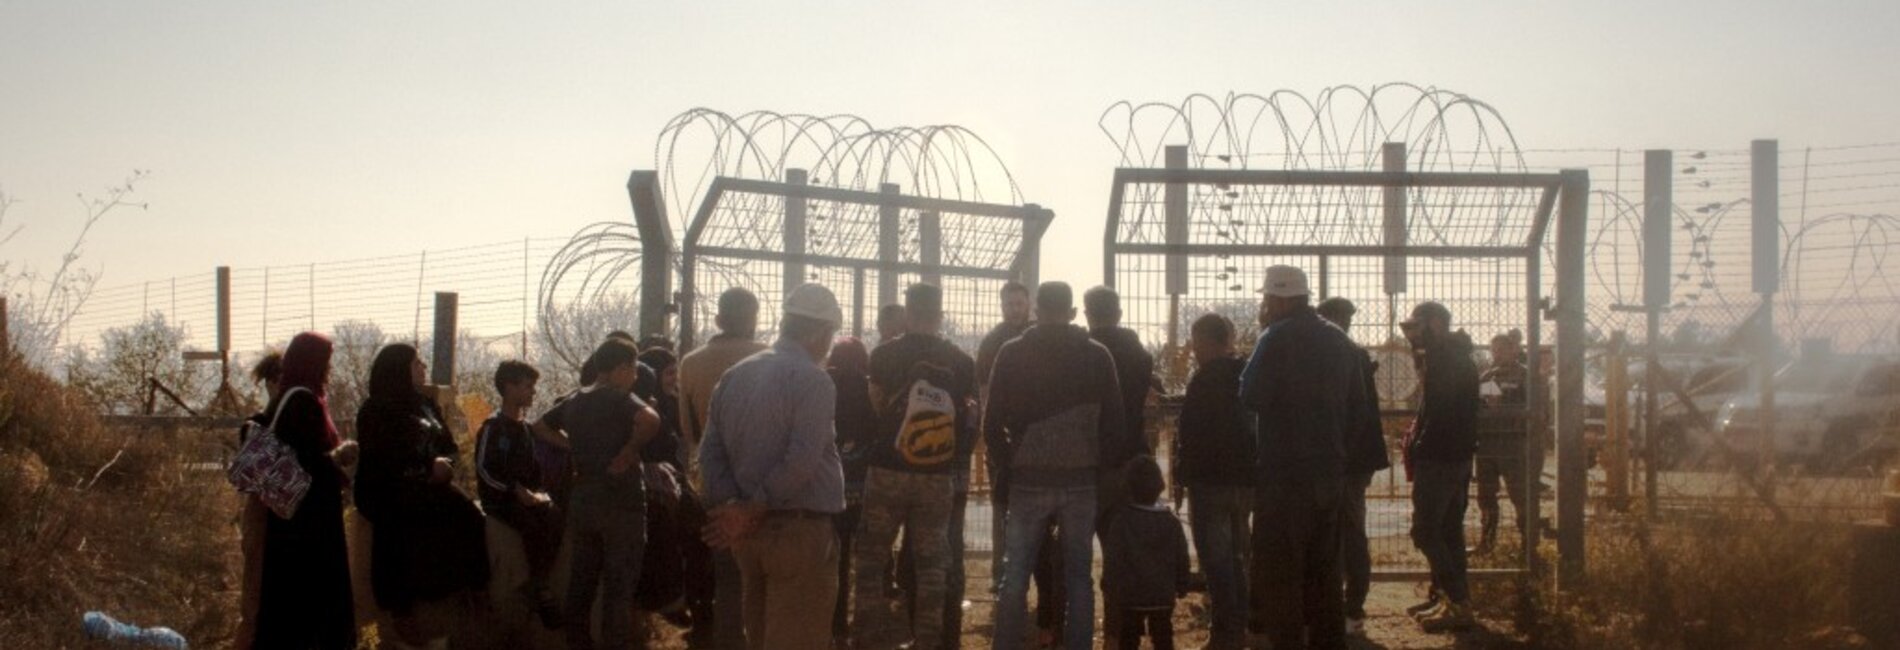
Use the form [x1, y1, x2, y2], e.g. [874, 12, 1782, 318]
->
[1104, 144, 1591, 585]
[677, 170, 1054, 351]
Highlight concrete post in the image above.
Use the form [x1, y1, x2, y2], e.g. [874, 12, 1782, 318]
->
[431, 292, 458, 387]
[627, 170, 673, 341]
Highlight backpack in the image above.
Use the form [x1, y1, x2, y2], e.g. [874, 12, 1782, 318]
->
[890, 366, 958, 470]
[228, 387, 315, 519]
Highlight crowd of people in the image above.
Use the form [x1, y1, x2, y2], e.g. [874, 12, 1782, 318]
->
[229, 263, 1539, 650]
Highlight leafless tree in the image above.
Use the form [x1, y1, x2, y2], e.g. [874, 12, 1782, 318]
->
[1, 172, 149, 367]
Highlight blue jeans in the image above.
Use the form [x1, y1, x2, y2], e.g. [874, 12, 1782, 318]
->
[994, 485, 1097, 650]
[1410, 459, 1471, 603]
[1188, 484, 1252, 645]
[565, 478, 646, 650]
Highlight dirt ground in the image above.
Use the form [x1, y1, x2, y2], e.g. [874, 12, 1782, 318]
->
[615, 556, 1528, 650]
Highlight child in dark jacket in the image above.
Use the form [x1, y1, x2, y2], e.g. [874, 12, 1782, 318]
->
[1102, 455, 1191, 650]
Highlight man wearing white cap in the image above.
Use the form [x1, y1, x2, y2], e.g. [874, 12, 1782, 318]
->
[699, 283, 848, 650]
[1240, 266, 1379, 650]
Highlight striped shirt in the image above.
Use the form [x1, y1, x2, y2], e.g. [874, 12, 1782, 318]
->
[698, 338, 846, 513]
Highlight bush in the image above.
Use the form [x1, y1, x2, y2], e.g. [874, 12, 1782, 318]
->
[0, 352, 238, 647]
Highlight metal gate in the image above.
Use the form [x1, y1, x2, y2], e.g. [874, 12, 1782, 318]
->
[1105, 143, 1591, 583]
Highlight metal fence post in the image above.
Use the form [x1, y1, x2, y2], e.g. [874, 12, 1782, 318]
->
[784, 169, 809, 297]
[1642, 149, 1672, 517]
[1556, 169, 1591, 587]
[1, 297, 9, 357]
[1017, 204, 1046, 286]
[217, 266, 232, 387]
[1752, 140, 1779, 471]
[920, 211, 943, 287]
[877, 183, 901, 308]
[1383, 143, 1408, 296]
[432, 292, 458, 387]
[1165, 145, 1189, 347]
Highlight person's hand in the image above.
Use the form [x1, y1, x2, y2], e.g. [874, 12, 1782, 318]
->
[331, 440, 360, 469]
[515, 486, 551, 507]
[430, 457, 454, 484]
[701, 501, 766, 550]
[607, 445, 639, 476]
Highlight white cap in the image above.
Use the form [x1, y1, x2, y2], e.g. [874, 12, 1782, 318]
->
[1260, 265, 1311, 298]
[783, 283, 843, 326]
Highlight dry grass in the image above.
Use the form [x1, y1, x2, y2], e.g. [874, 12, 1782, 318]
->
[0, 353, 241, 648]
[1520, 512, 1865, 649]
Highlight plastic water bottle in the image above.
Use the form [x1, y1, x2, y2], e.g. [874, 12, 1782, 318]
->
[82, 612, 188, 649]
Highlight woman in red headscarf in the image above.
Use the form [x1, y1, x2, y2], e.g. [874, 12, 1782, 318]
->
[237, 332, 358, 650]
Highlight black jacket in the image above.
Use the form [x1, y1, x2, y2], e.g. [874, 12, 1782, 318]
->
[867, 333, 977, 475]
[977, 320, 1032, 390]
[474, 415, 544, 509]
[1102, 502, 1191, 609]
[985, 323, 1132, 490]
[353, 396, 457, 523]
[1176, 355, 1255, 488]
[828, 367, 878, 487]
[1092, 325, 1155, 449]
[1345, 350, 1393, 475]
[1410, 332, 1480, 463]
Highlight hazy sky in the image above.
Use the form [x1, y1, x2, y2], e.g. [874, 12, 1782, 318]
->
[5, 1, 1898, 301]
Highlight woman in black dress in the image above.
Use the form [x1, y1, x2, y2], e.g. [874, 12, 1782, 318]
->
[242, 332, 358, 650]
[352, 343, 489, 644]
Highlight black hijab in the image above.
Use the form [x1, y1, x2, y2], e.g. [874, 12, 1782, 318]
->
[368, 343, 423, 407]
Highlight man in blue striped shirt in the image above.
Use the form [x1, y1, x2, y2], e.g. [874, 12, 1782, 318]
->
[699, 282, 847, 650]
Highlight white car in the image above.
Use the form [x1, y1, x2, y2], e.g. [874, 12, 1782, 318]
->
[1716, 356, 1900, 471]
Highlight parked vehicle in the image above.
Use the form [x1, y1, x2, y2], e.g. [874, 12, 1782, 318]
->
[1716, 355, 1900, 473]
[1584, 355, 1752, 469]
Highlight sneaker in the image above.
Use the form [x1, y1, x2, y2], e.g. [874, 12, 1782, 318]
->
[1418, 602, 1475, 633]
[1345, 615, 1366, 637]
[1405, 590, 1443, 620]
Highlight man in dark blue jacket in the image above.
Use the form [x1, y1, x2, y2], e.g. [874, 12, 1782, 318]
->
[1240, 266, 1374, 650]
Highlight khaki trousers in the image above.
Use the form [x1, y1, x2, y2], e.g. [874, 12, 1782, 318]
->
[733, 514, 838, 650]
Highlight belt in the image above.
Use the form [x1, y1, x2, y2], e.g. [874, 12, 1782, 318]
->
[763, 509, 833, 521]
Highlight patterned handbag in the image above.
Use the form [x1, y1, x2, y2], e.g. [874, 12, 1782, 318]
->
[228, 386, 315, 519]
